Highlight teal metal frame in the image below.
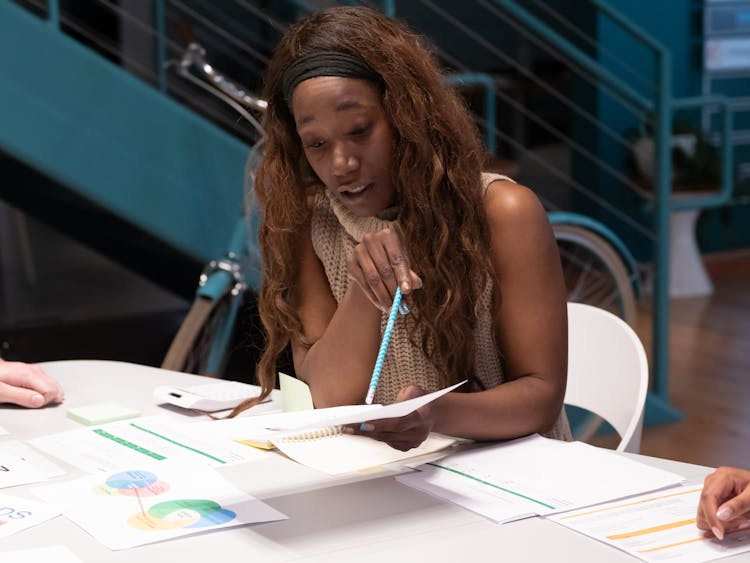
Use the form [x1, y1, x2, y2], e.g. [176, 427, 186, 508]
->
[155, 0, 167, 92]
[547, 211, 640, 298]
[197, 219, 251, 376]
[0, 1, 250, 267]
[491, 0, 734, 426]
[445, 73, 498, 155]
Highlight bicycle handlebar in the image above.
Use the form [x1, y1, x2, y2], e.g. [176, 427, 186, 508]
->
[179, 43, 268, 113]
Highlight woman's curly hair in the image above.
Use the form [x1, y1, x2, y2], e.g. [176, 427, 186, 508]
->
[247, 6, 493, 407]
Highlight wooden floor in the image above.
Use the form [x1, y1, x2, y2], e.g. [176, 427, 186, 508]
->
[592, 252, 750, 470]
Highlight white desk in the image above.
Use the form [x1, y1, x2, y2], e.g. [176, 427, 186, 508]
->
[1, 360, 747, 562]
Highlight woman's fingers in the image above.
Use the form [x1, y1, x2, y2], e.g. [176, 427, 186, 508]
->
[348, 228, 421, 312]
[697, 467, 750, 540]
[349, 243, 391, 311]
[0, 381, 47, 408]
[343, 386, 431, 451]
[0, 361, 64, 407]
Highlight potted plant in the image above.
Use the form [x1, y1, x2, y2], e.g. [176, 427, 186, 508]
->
[628, 121, 720, 192]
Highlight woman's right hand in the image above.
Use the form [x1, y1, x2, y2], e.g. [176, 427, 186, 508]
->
[0, 359, 64, 408]
[347, 227, 422, 312]
[697, 466, 750, 540]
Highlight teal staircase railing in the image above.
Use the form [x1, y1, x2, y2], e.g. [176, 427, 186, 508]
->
[0, 1, 251, 295]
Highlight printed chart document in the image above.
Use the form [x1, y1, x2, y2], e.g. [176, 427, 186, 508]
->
[0, 441, 66, 488]
[31, 460, 287, 550]
[397, 435, 685, 523]
[549, 484, 750, 562]
[0, 493, 61, 538]
[29, 414, 267, 473]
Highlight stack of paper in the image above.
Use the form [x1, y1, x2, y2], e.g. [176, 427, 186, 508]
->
[548, 484, 750, 562]
[0, 494, 61, 539]
[397, 434, 686, 523]
[28, 415, 268, 474]
[31, 460, 287, 550]
[0, 441, 66, 488]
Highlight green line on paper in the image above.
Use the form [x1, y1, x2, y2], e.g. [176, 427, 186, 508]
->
[426, 462, 555, 509]
[129, 423, 226, 464]
[92, 429, 166, 460]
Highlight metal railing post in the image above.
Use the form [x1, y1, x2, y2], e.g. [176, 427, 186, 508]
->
[651, 47, 672, 409]
[48, 0, 59, 29]
[154, 0, 167, 92]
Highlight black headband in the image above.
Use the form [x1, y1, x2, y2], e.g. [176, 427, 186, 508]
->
[281, 50, 382, 105]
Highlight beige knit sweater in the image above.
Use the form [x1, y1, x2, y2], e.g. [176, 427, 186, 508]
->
[310, 172, 571, 441]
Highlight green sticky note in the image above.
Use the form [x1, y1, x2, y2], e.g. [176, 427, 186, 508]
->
[66, 403, 141, 425]
[279, 372, 314, 412]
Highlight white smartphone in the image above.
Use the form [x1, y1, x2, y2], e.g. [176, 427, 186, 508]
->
[153, 381, 264, 412]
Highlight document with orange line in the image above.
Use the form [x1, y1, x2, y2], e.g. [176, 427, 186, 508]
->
[548, 484, 750, 562]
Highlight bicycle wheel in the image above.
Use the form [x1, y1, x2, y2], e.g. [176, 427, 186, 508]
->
[161, 294, 231, 377]
[553, 224, 637, 327]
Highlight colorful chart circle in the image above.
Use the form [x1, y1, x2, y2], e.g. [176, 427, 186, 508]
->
[128, 499, 236, 531]
[94, 470, 170, 497]
[106, 470, 158, 490]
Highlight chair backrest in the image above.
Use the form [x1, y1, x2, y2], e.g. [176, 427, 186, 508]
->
[565, 302, 649, 453]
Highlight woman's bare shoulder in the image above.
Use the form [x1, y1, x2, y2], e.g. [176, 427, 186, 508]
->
[483, 179, 547, 228]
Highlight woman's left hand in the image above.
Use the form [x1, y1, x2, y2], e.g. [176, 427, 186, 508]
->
[344, 385, 435, 451]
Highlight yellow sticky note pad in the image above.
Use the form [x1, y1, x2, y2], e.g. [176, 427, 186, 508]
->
[66, 403, 141, 426]
[279, 372, 314, 412]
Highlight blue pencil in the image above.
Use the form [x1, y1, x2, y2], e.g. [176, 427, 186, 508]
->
[365, 287, 404, 405]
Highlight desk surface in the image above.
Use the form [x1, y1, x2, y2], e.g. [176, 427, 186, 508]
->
[1, 360, 746, 563]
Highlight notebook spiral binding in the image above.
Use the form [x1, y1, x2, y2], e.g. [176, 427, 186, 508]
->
[275, 425, 343, 442]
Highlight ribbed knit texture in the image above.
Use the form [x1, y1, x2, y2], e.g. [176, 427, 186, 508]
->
[310, 173, 571, 441]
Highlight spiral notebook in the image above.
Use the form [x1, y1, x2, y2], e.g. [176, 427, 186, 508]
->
[206, 381, 465, 447]
[270, 429, 458, 475]
[198, 381, 465, 474]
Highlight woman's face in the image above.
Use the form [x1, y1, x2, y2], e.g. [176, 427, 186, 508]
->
[291, 76, 396, 217]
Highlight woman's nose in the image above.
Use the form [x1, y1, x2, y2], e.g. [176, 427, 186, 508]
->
[332, 145, 359, 177]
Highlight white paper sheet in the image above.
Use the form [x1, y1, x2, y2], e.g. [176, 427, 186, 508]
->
[31, 460, 287, 550]
[0, 545, 83, 563]
[549, 484, 750, 562]
[198, 380, 466, 444]
[28, 414, 267, 473]
[0, 441, 66, 488]
[397, 435, 685, 523]
[0, 493, 62, 538]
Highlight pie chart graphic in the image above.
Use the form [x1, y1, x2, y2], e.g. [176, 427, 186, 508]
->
[128, 499, 237, 531]
[95, 470, 170, 497]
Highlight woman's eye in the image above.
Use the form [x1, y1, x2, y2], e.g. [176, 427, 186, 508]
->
[304, 140, 325, 150]
[350, 125, 370, 137]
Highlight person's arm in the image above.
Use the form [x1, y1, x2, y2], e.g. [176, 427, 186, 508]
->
[353, 180, 568, 448]
[432, 180, 567, 438]
[0, 358, 64, 408]
[697, 466, 750, 540]
[290, 221, 399, 407]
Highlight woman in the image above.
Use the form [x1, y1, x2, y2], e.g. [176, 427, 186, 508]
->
[232, 6, 570, 450]
[0, 358, 64, 407]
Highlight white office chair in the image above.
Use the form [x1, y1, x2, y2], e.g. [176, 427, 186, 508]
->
[564, 302, 649, 453]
